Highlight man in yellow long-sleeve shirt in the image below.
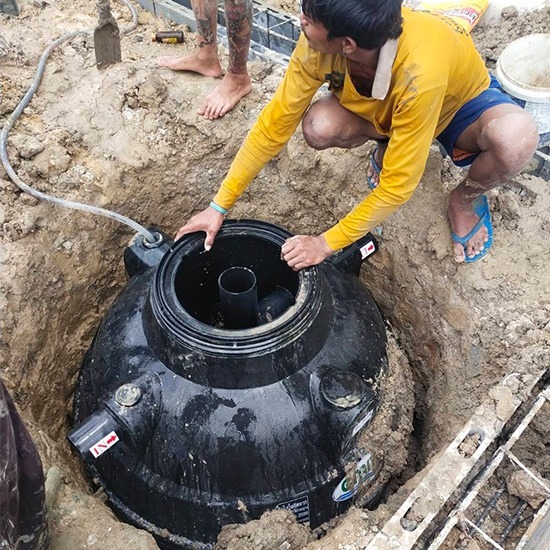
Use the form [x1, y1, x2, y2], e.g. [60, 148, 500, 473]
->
[176, 0, 538, 266]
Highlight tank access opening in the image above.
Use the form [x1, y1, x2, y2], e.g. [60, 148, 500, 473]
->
[174, 233, 298, 328]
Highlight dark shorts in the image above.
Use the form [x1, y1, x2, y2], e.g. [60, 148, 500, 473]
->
[436, 74, 519, 167]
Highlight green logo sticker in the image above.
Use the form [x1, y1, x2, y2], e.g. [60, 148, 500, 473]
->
[332, 453, 375, 502]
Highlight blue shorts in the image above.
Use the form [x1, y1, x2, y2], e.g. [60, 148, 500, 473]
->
[436, 74, 518, 167]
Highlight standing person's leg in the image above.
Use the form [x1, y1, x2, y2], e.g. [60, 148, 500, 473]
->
[0, 380, 48, 550]
[157, 0, 223, 77]
[197, 0, 253, 119]
[447, 103, 538, 262]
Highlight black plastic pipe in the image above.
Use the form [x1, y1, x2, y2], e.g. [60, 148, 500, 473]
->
[218, 267, 259, 329]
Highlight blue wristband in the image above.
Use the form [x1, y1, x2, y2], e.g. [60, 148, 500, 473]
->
[209, 201, 228, 215]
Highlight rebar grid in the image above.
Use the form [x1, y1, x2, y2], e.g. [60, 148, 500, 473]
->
[428, 387, 550, 549]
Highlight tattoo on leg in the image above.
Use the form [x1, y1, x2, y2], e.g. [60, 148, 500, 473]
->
[191, 0, 218, 46]
[224, 0, 252, 73]
[196, 17, 217, 46]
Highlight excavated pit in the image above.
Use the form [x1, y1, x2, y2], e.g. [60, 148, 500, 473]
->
[0, 1, 549, 548]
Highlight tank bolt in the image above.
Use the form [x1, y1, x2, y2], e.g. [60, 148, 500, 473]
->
[320, 371, 365, 410]
[115, 383, 142, 407]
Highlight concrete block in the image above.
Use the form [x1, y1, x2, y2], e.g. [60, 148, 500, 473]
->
[153, 0, 196, 29]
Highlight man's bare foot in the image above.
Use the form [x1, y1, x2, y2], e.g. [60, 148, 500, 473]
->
[197, 72, 252, 119]
[157, 50, 223, 78]
[366, 141, 388, 188]
[448, 191, 489, 262]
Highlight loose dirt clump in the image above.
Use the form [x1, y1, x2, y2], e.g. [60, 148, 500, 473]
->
[472, 5, 550, 67]
[0, 1, 549, 549]
[215, 510, 314, 550]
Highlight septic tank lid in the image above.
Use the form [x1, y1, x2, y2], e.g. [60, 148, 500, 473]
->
[145, 220, 334, 388]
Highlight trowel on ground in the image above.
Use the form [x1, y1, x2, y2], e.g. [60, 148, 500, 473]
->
[94, 0, 121, 68]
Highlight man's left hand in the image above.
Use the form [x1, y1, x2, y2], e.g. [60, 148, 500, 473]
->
[281, 234, 334, 270]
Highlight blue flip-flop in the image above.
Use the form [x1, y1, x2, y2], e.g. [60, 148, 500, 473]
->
[367, 146, 382, 190]
[451, 195, 493, 263]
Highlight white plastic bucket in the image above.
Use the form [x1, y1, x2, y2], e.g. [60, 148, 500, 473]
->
[495, 33, 550, 147]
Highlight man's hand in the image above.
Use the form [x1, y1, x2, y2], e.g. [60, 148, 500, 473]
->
[281, 234, 334, 270]
[175, 206, 224, 250]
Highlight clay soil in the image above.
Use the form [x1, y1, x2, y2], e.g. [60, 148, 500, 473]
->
[0, 1, 549, 549]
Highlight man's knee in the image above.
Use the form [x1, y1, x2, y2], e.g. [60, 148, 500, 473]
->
[482, 111, 539, 174]
[302, 108, 339, 150]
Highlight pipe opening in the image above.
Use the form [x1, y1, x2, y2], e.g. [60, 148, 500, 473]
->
[219, 266, 257, 295]
[218, 266, 259, 329]
[174, 233, 298, 328]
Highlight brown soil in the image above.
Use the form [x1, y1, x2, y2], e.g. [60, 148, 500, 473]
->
[1, 1, 549, 549]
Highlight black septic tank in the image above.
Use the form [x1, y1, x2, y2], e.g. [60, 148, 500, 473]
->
[69, 220, 388, 549]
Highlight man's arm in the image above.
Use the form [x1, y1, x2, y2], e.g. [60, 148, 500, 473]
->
[176, 35, 324, 244]
[212, 37, 325, 209]
[282, 85, 447, 269]
[324, 85, 447, 249]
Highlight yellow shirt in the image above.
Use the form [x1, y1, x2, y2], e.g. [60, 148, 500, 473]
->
[213, 7, 490, 250]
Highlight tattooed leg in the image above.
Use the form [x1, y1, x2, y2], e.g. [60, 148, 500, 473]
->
[225, 0, 253, 75]
[196, 0, 253, 119]
[157, 0, 222, 77]
[193, 0, 219, 49]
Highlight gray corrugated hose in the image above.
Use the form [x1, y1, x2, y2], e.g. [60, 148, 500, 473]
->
[0, 0, 157, 244]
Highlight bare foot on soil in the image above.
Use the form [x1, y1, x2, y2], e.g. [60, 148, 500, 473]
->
[447, 192, 489, 263]
[157, 51, 223, 78]
[366, 141, 388, 188]
[197, 72, 252, 119]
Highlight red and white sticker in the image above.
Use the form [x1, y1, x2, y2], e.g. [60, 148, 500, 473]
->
[89, 431, 119, 458]
[359, 240, 376, 259]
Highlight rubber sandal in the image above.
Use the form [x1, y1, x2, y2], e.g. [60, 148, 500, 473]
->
[451, 195, 493, 263]
[367, 146, 382, 190]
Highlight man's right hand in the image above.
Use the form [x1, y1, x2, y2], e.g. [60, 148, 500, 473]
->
[175, 206, 225, 251]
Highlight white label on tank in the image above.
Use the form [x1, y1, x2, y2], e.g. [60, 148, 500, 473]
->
[276, 495, 310, 523]
[90, 431, 119, 458]
[332, 453, 375, 502]
[359, 240, 376, 259]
